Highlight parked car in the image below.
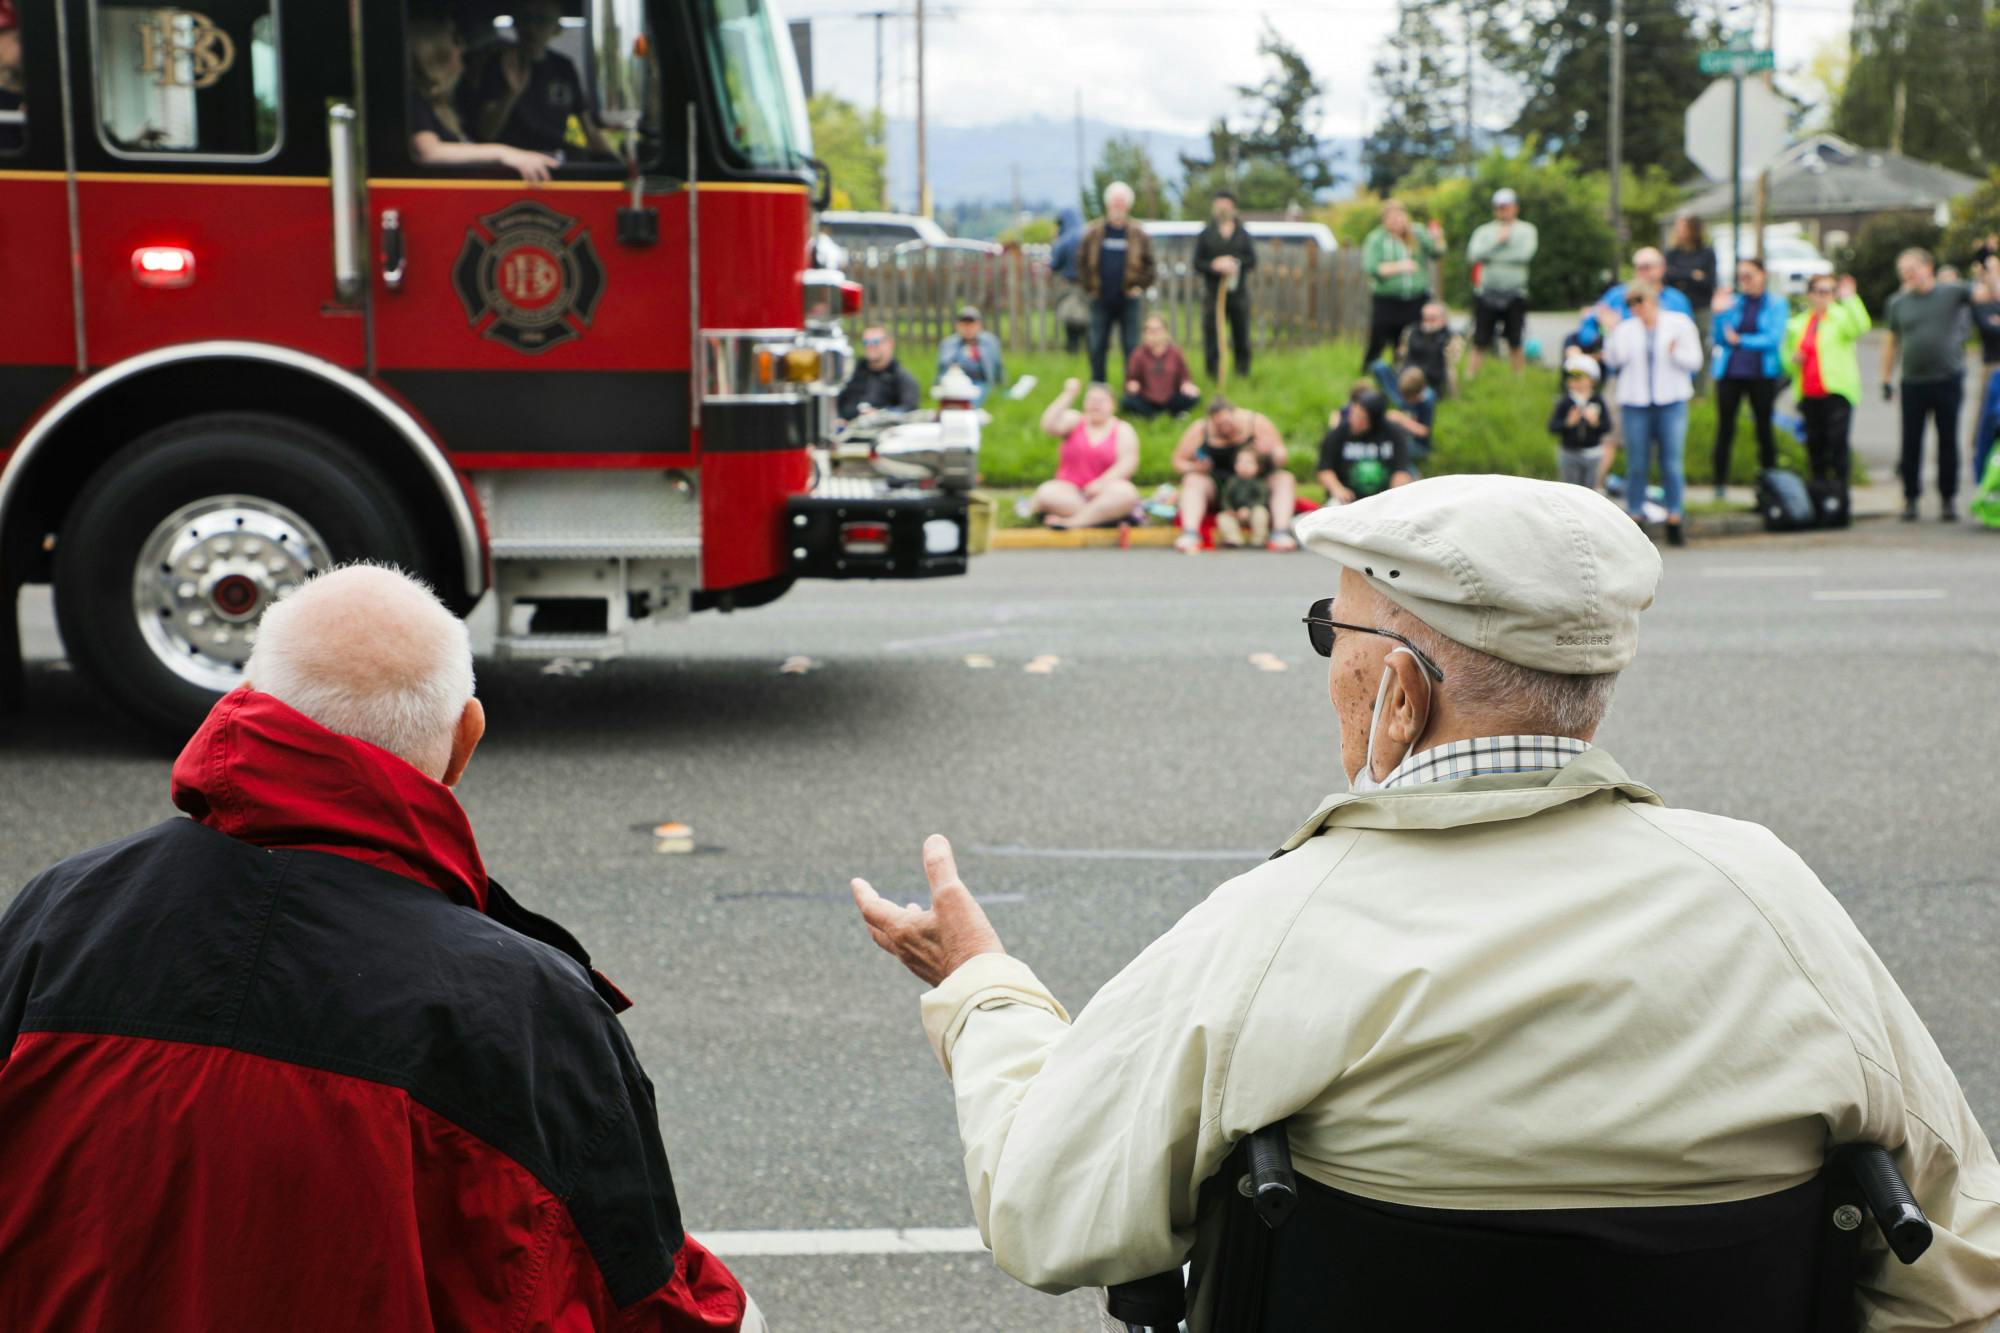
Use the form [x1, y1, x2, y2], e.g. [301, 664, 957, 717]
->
[1143, 219, 1339, 280]
[820, 211, 951, 256]
[1708, 227, 1834, 298]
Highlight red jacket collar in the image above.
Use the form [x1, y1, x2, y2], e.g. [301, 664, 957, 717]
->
[171, 688, 489, 912]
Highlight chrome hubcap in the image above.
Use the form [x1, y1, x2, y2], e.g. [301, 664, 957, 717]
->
[134, 496, 332, 691]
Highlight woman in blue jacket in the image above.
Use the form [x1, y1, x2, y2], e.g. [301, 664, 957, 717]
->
[1708, 257, 1791, 497]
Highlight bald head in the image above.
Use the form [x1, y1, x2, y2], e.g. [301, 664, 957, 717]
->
[244, 565, 482, 783]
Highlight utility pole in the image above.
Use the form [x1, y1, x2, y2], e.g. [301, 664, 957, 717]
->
[870, 9, 889, 209]
[1751, 0, 1776, 261]
[915, 0, 929, 218]
[1074, 89, 1086, 206]
[1462, 0, 1475, 167]
[1608, 0, 1625, 246]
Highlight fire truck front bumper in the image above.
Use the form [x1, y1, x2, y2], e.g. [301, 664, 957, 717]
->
[785, 485, 968, 580]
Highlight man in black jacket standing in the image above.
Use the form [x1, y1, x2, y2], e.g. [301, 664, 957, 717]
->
[1193, 190, 1257, 383]
[836, 325, 922, 426]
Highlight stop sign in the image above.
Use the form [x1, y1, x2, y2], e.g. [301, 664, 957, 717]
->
[1684, 77, 1790, 181]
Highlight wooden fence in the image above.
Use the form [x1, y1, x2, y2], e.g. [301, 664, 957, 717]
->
[841, 240, 1372, 357]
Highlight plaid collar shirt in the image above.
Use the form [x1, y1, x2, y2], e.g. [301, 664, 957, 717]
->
[1380, 735, 1592, 791]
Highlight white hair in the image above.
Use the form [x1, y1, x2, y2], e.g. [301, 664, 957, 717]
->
[245, 564, 474, 777]
[1378, 602, 1620, 739]
[1103, 180, 1135, 207]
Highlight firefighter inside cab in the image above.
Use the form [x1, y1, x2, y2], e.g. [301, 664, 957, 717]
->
[0, 0, 975, 737]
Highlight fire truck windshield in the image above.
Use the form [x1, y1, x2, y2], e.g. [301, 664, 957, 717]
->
[699, 0, 813, 174]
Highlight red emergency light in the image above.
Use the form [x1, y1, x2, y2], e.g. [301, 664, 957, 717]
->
[839, 280, 864, 315]
[132, 246, 196, 290]
[839, 521, 891, 556]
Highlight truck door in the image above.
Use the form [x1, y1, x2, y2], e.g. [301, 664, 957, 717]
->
[0, 4, 78, 435]
[362, 0, 691, 468]
[67, 0, 361, 367]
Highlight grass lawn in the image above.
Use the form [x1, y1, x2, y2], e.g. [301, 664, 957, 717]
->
[894, 342, 1834, 495]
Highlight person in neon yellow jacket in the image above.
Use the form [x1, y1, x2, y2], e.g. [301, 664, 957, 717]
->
[1781, 273, 1871, 488]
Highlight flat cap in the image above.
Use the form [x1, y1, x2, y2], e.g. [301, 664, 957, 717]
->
[1296, 475, 1662, 674]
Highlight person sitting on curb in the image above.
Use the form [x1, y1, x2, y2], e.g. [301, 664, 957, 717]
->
[1123, 315, 1202, 419]
[845, 475, 2000, 1333]
[937, 305, 1005, 406]
[836, 325, 922, 427]
[1025, 378, 1141, 529]
[1171, 397, 1298, 553]
[0, 566, 763, 1333]
[1317, 389, 1414, 505]
[1214, 446, 1273, 548]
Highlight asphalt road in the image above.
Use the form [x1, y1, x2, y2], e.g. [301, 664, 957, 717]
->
[4, 518, 1998, 1331]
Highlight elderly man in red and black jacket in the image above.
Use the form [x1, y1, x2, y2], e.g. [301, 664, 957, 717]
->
[0, 565, 760, 1332]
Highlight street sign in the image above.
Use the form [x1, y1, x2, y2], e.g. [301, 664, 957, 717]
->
[1685, 77, 1789, 181]
[1700, 47, 1774, 76]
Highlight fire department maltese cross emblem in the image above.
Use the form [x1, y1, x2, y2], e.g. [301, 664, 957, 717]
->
[452, 200, 606, 354]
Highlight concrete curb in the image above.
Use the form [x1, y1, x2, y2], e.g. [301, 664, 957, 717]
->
[987, 509, 1894, 552]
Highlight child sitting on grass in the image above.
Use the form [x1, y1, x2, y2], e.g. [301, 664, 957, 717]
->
[1383, 365, 1436, 475]
[1214, 446, 1271, 548]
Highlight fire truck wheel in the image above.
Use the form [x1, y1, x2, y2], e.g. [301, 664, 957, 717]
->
[54, 413, 423, 739]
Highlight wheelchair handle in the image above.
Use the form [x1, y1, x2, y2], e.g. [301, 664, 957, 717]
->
[1849, 1144, 1932, 1265]
[1243, 1124, 1298, 1229]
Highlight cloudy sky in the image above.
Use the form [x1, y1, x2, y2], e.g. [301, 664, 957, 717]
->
[781, 0, 1855, 140]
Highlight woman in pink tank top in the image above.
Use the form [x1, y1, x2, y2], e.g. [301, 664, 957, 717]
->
[1024, 379, 1141, 529]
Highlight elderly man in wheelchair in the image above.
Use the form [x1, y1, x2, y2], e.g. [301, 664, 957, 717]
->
[851, 476, 2000, 1332]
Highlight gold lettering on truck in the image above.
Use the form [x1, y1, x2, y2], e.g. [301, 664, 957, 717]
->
[136, 9, 237, 90]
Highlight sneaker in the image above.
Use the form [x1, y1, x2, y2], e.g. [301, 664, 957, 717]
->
[1265, 532, 1298, 553]
[1941, 503, 1959, 523]
[1901, 500, 1920, 522]
[1665, 521, 1687, 548]
[1013, 497, 1035, 520]
[1173, 531, 1201, 554]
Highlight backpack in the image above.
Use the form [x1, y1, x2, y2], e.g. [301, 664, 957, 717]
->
[1756, 468, 1816, 532]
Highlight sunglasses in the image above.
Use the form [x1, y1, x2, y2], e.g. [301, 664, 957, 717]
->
[862, 336, 885, 346]
[1301, 597, 1446, 680]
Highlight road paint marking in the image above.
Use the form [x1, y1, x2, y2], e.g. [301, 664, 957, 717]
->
[710, 889, 1027, 905]
[1701, 565, 1824, 579]
[779, 655, 818, 674]
[1809, 589, 1948, 602]
[703, 1227, 988, 1258]
[1249, 651, 1289, 672]
[973, 844, 1268, 862]
[1023, 654, 1061, 674]
[963, 653, 996, 669]
[884, 626, 1006, 652]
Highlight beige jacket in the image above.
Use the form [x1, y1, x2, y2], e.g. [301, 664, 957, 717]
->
[921, 750, 2000, 1330]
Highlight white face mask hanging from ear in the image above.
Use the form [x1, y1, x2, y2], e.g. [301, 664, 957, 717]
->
[1349, 646, 1435, 794]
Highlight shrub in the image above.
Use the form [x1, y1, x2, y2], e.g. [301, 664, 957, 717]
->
[1940, 169, 2000, 270]
[897, 343, 1811, 493]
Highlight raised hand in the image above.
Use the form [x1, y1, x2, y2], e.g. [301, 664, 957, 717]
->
[852, 836, 1005, 987]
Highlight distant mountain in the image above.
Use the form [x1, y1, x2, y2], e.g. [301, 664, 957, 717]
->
[878, 114, 1363, 215]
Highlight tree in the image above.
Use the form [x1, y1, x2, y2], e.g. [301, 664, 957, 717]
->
[1941, 169, 2000, 266]
[1834, 0, 1999, 173]
[1481, 0, 1712, 181]
[1364, 0, 1464, 191]
[1178, 23, 1336, 216]
[1085, 137, 1172, 220]
[807, 93, 885, 212]
[1231, 24, 1339, 199]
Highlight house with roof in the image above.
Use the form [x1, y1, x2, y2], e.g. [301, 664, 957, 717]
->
[1681, 134, 1980, 252]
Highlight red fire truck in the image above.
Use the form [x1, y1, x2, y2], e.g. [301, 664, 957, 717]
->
[0, 0, 971, 734]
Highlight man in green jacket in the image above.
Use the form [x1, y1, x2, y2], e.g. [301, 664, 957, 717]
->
[1782, 273, 1870, 489]
[1464, 187, 1540, 379]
